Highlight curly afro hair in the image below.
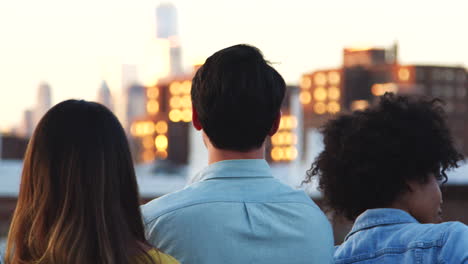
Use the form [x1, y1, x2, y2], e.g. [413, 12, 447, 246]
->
[305, 93, 464, 221]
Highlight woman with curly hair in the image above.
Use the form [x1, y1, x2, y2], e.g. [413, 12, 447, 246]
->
[306, 93, 468, 263]
[4, 100, 178, 264]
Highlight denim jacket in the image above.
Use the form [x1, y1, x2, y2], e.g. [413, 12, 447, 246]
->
[335, 208, 468, 264]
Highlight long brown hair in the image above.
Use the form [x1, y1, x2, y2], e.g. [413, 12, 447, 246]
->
[6, 100, 156, 264]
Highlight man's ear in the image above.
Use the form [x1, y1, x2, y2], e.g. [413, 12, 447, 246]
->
[192, 106, 203, 131]
[268, 111, 281, 136]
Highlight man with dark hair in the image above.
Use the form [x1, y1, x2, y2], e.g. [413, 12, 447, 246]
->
[142, 44, 334, 264]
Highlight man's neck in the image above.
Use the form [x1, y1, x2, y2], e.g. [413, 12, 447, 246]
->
[208, 146, 265, 165]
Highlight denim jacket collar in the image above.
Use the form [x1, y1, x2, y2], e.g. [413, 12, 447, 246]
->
[345, 208, 419, 241]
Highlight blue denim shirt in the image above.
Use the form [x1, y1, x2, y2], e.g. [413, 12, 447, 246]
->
[142, 159, 334, 264]
[335, 208, 468, 263]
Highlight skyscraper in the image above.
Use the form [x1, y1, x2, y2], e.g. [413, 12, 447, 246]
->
[97, 80, 113, 111]
[35, 82, 52, 127]
[156, 3, 183, 76]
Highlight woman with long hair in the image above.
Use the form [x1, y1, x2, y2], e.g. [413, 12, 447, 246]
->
[5, 100, 178, 264]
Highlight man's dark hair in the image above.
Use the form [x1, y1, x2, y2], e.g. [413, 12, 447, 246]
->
[191, 44, 286, 151]
[305, 93, 464, 221]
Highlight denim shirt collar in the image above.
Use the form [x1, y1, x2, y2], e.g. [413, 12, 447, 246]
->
[190, 159, 273, 184]
[345, 208, 419, 241]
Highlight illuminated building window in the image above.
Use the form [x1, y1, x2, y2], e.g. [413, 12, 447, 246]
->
[313, 87, 327, 101]
[142, 150, 155, 162]
[156, 150, 168, 160]
[313, 102, 327, 114]
[169, 109, 182, 122]
[147, 100, 159, 114]
[300, 76, 312, 89]
[284, 147, 298, 160]
[328, 71, 340, 85]
[155, 121, 168, 134]
[328, 86, 341, 100]
[182, 81, 192, 94]
[182, 109, 192, 122]
[155, 135, 169, 150]
[170, 96, 182, 108]
[170, 82, 181, 95]
[147, 87, 159, 99]
[371, 83, 398, 96]
[181, 95, 191, 107]
[271, 147, 284, 161]
[131, 121, 155, 137]
[143, 136, 154, 149]
[299, 91, 311, 104]
[398, 68, 410, 81]
[351, 100, 369, 111]
[314, 73, 327, 86]
[327, 101, 341, 114]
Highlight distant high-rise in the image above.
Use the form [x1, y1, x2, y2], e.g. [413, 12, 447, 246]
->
[21, 109, 34, 137]
[97, 80, 113, 111]
[35, 82, 52, 126]
[156, 3, 183, 76]
[156, 3, 178, 39]
[126, 84, 146, 132]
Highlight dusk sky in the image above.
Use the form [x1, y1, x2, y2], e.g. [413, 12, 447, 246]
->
[0, 0, 467, 129]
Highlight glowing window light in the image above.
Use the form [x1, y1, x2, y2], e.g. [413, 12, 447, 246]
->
[155, 121, 168, 134]
[351, 100, 370, 111]
[299, 91, 311, 104]
[181, 109, 192, 122]
[142, 150, 155, 162]
[155, 135, 168, 150]
[180, 95, 191, 107]
[314, 73, 327, 86]
[170, 96, 182, 109]
[143, 122, 155, 135]
[328, 87, 341, 100]
[283, 132, 293, 145]
[327, 101, 341, 114]
[398, 68, 410, 81]
[182, 81, 192, 94]
[147, 100, 159, 114]
[169, 109, 182, 122]
[170, 82, 181, 95]
[271, 147, 284, 161]
[147, 87, 159, 99]
[314, 87, 327, 101]
[143, 136, 154, 149]
[130, 123, 138, 136]
[271, 134, 280, 145]
[284, 147, 298, 160]
[328, 71, 341, 85]
[371, 83, 398, 96]
[277, 132, 286, 145]
[314, 102, 327, 114]
[301, 76, 312, 89]
[156, 150, 168, 160]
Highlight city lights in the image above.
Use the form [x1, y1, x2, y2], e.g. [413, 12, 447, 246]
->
[169, 81, 192, 122]
[328, 86, 341, 100]
[328, 71, 341, 85]
[351, 100, 370, 111]
[313, 102, 327, 114]
[371, 83, 398, 96]
[147, 100, 159, 114]
[398, 68, 410, 81]
[155, 121, 168, 134]
[299, 91, 311, 104]
[270, 114, 298, 162]
[147, 87, 159, 99]
[155, 135, 169, 150]
[313, 87, 327, 101]
[314, 73, 327, 86]
[300, 76, 312, 89]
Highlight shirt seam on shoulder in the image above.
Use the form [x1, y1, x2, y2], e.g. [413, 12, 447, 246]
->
[144, 200, 319, 224]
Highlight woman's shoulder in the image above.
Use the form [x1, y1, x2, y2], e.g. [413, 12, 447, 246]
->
[147, 248, 179, 264]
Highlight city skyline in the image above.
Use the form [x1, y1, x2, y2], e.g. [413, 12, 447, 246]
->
[0, 0, 467, 130]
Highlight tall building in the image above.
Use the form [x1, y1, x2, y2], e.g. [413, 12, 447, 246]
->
[126, 84, 146, 132]
[21, 109, 34, 137]
[34, 82, 52, 127]
[97, 80, 113, 111]
[300, 44, 468, 154]
[156, 3, 183, 76]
